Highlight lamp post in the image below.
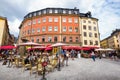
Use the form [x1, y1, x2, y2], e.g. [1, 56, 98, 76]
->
[57, 46, 61, 71]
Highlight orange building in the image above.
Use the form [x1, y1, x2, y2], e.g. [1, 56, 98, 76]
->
[18, 8, 100, 47]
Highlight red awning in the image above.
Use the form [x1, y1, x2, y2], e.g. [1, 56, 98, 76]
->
[0, 45, 16, 50]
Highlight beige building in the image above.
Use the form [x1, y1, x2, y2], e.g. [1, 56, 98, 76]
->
[0, 16, 14, 46]
[80, 12, 100, 47]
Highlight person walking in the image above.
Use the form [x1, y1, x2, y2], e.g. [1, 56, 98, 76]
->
[91, 50, 96, 61]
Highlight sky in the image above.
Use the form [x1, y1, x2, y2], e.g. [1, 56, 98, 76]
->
[0, 0, 120, 40]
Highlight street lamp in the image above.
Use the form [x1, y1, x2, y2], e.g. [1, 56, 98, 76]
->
[57, 46, 61, 71]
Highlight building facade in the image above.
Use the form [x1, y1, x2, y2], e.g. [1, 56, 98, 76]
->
[0, 16, 14, 46]
[101, 29, 120, 50]
[18, 8, 100, 47]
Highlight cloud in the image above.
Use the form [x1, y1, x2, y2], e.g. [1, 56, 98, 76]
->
[0, 0, 120, 40]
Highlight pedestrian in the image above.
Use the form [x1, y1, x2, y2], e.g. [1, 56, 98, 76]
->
[91, 50, 96, 61]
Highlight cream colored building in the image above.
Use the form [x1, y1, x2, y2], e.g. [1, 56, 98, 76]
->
[80, 12, 100, 47]
[0, 16, 14, 46]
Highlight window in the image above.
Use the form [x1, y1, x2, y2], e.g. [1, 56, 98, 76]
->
[62, 18, 66, 22]
[43, 10, 46, 14]
[76, 37, 79, 42]
[28, 21, 31, 25]
[33, 20, 36, 24]
[54, 18, 58, 22]
[75, 27, 78, 32]
[49, 9, 52, 13]
[42, 27, 46, 32]
[63, 36, 66, 42]
[69, 27, 72, 32]
[42, 18, 46, 22]
[33, 13, 36, 16]
[69, 37, 72, 42]
[74, 18, 78, 23]
[94, 33, 97, 38]
[42, 36, 45, 42]
[29, 14, 32, 17]
[93, 22, 96, 24]
[84, 40, 87, 45]
[48, 36, 52, 42]
[37, 28, 40, 32]
[49, 18, 52, 22]
[32, 29, 35, 33]
[88, 21, 91, 23]
[90, 40, 93, 45]
[54, 26, 58, 31]
[94, 27, 96, 31]
[38, 19, 40, 23]
[74, 11, 77, 14]
[55, 10, 58, 13]
[83, 20, 86, 23]
[95, 41, 98, 45]
[48, 26, 52, 31]
[84, 32, 87, 37]
[68, 10, 72, 14]
[68, 18, 72, 23]
[88, 26, 91, 30]
[54, 36, 57, 42]
[89, 32, 92, 37]
[28, 30, 30, 34]
[63, 10, 66, 14]
[31, 38, 34, 42]
[38, 11, 41, 15]
[36, 38, 39, 43]
[63, 27, 66, 32]
[83, 25, 86, 30]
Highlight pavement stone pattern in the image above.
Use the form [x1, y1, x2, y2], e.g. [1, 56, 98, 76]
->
[0, 58, 120, 80]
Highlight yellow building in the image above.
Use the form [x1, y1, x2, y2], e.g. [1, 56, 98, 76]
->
[100, 38, 109, 48]
[100, 29, 120, 50]
[80, 12, 100, 47]
[0, 16, 14, 46]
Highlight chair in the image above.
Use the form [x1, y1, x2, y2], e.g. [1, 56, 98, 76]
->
[22, 58, 31, 72]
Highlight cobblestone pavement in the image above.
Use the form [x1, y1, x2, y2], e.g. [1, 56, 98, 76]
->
[0, 58, 120, 80]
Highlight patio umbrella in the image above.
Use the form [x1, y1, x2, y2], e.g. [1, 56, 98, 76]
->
[51, 42, 68, 47]
[0, 45, 16, 50]
[105, 48, 115, 51]
[95, 48, 105, 51]
[18, 42, 43, 46]
[45, 47, 52, 51]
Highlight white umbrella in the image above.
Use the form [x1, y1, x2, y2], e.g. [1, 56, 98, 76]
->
[18, 42, 43, 46]
[95, 48, 105, 51]
[105, 48, 115, 51]
[51, 42, 69, 47]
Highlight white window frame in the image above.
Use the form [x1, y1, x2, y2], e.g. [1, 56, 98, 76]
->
[69, 27, 72, 32]
[37, 28, 40, 32]
[68, 10, 72, 14]
[32, 20, 36, 24]
[42, 18, 46, 22]
[74, 18, 78, 23]
[62, 18, 66, 22]
[38, 19, 40, 23]
[49, 18, 52, 22]
[55, 10, 58, 13]
[68, 18, 72, 23]
[42, 26, 46, 32]
[54, 18, 58, 22]
[63, 27, 66, 32]
[48, 26, 52, 31]
[48, 36, 52, 42]
[49, 9, 52, 13]
[54, 26, 58, 32]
